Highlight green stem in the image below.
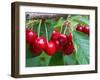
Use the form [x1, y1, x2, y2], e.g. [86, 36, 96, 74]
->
[60, 25, 63, 33]
[38, 19, 42, 37]
[59, 17, 63, 33]
[64, 25, 67, 34]
[45, 23, 49, 42]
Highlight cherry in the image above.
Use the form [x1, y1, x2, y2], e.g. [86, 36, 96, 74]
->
[68, 33, 72, 42]
[30, 45, 42, 55]
[62, 42, 74, 55]
[26, 29, 37, 44]
[26, 28, 30, 33]
[51, 29, 60, 41]
[45, 41, 56, 56]
[58, 34, 68, 46]
[53, 40, 62, 51]
[34, 36, 47, 50]
[82, 26, 89, 35]
[76, 25, 90, 35]
[76, 25, 83, 32]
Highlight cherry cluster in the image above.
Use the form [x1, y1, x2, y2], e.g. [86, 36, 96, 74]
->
[26, 28, 75, 56]
[76, 24, 90, 35]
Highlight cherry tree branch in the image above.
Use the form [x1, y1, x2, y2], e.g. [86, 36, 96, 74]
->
[26, 13, 68, 19]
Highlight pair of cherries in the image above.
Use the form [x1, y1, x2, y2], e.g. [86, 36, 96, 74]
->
[26, 29, 41, 54]
[76, 24, 90, 35]
[26, 28, 74, 56]
[26, 29, 57, 56]
[51, 29, 74, 55]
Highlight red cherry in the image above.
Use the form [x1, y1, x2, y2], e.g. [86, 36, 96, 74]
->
[45, 41, 56, 56]
[76, 25, 83, 32]
[30, 45, 42, 55]
[62, 42, 74, 55]
[53, 40, 62, 51]
[51, 29, 60, 41]
[34, 36, 47, 50]
[82, 26, 90, 35]
[58, 34, 68, 46]
[26, 28, 30, 34]
[26, 29, 37, 44]
[68, 33, 73, 42]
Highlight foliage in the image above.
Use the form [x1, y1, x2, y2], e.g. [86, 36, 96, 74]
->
[26, 14, 89, 67]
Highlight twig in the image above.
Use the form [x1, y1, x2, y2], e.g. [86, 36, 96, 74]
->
[26, 13, 68, 19]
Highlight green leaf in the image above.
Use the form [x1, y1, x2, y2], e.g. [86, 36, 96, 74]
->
[26, 52, 51, 67]
[47, 23, 55, 41]
[40, 21, 54, 41]
[54, 17, 65, 31]
[49, 52, 64, 66]
[73, 31, 89, 64]
[56, 17, 64, 26]
[70, 15, 89, 26]
[63, 52, 78, 65]
[74, 18, 89, 26]
[46, 19, 56, 26]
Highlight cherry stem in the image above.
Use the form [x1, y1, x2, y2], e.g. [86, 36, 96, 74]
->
[60, 25, 63, 33]
[59, 17, 63, 33]
[64, 25, 68, 34]
[45, 23, 49, 42]
[38, 19, 42, 37]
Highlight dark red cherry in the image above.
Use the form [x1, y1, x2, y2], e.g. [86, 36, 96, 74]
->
[51, 29, 60, 41]
[62, 42, 74, 55]
[76, 25, 83, 32]
[26, 29, 37, 44]
[58, 34, 68, 46]
[30, 45, 42, 55]
[34, 36, 47, 50]
[82, 26, 90, 35]
[45, 41, 56, 56]
[53, 40, 62, 51]
[26, 28, 30, 34]
[68, 33, 73, 42]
